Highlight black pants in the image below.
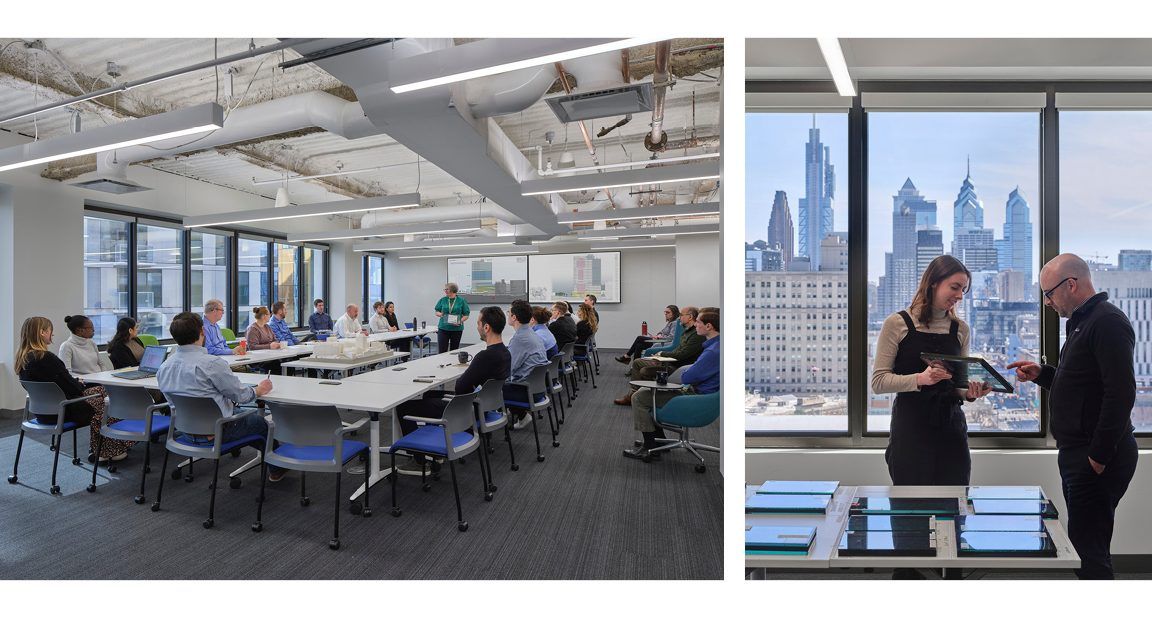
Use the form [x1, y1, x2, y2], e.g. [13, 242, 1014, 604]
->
[397, 392, 450, 436]
[885, 404, 971, 486]
[437, 328, 463, 353]
[1058, 434, 1139, 580]
[626, 336, 655, 358]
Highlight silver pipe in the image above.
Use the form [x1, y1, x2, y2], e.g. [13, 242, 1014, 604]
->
[0, 38, 320, 125]
[646, 41, 672, 152]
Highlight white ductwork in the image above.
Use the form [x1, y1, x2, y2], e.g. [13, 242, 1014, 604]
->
[464, 66, 558, 119]
[562, 52, 626, 93]
[94, 90, 383, 177]
[359, 203, 524, 228]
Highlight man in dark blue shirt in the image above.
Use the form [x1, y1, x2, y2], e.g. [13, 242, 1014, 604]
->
[269, 301, 299, 345]
[308, 298, 334, 334]
[624, 310, 720, 461]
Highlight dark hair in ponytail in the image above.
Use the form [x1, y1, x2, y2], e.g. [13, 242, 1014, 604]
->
[63, 314, 90, 334]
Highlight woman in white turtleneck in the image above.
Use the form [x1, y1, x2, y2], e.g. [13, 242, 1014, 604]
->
[58, 314, 113, 375]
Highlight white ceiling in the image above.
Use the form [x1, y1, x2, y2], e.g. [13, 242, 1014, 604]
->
[746, 38, 1152, 81]
[0, 38, 722, 241]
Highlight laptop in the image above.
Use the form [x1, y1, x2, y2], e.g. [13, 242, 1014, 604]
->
[112, 346, 168, 380]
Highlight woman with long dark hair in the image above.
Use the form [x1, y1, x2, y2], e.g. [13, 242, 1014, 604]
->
[107, 317, 146, 369]
[871, 254, 992, 489]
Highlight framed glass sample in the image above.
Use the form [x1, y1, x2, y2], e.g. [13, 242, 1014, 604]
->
[957, 531, 1057, 558]
[920, 352, 1015, 393]
[837, 530, 937, 557]
[757, 480, 840, 495]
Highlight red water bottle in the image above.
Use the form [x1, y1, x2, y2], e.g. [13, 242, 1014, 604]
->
[641, 321, 648, 336]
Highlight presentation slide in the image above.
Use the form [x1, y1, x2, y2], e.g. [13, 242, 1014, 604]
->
[529, 252, 621, 304]
[447, 255, 529, 304]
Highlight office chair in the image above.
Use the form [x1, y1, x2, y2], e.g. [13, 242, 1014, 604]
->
[649, 391, 721, 473]
[505, 363, 557, 456]
[88, 384, 171, 503]
[9, 381, 100, 494]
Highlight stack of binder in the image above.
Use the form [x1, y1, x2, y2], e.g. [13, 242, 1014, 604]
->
[745, 526, 818, 555]
[838, 513, 937, 557]
[954, 514, 1057, 558]
[745, 493, 832, 514]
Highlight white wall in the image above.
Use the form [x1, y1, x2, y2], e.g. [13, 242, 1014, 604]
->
[328, 241, 363, 314]
[747, 449, 1152, 555]
[383, 247, 683, 350]
[675, 235, 722, 310]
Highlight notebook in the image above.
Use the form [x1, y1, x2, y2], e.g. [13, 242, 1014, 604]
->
[757, 480, 840, 495]
[745, 493, 831, 514]
[837, 530, 937, 557]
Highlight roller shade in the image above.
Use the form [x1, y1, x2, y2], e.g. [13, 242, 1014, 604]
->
[746, 92, 853, 112]
[862, 92, 1046, 111]
[1056, 92, 1152, 110]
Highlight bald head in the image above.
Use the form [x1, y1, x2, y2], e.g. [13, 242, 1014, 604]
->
[1040, 253, 1096, 318]
[1042, 253, 1092, 285]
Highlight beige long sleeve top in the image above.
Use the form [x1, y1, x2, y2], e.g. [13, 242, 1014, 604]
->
[870, 307, 970, 398]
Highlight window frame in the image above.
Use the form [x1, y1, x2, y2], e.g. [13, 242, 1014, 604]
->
[745, 79, 1152, 449]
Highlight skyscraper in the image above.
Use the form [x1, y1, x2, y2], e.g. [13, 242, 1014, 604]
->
[1119, 249, 1152, 271]
[878, 178, 936, 316]
[798, 117, 835, 271]
[1002, 187, 1034, 296]
[953, 157, 985, 232]
[916, 228, 944, 276]
[767, 190, 795, 268]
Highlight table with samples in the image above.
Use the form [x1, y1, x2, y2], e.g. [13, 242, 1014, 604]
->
[745, 481, 1080, 577]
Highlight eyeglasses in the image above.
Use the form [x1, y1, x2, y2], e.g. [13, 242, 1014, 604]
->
[1042, 277, 1077, 300]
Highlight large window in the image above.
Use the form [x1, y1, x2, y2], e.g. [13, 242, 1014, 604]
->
[867, 112, 1041, 434]
[364, 254, 384, 315]
[236, 237, 270, 332]
[745, 113, 850, 433]
[302, 246, 326, 324]
[83, 215, 131, 343]
[274, 242, 300, 326]
[1061, 111, 1152, 433]
[136, 223, 184, 339]
[190, 230, 230, 326]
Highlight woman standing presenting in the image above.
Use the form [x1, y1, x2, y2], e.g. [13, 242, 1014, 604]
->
[434, 282, 470, 353]
[871, 255, 992, 487]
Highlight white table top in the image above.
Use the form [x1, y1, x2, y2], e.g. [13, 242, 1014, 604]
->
[745, 484, 1081, 571]
[629, 380, 683, 391]
[317, 327, 436, 343]
[227, 346, 311, 366]
[282, 351, 409, 372]
[346, 344, 484, 387]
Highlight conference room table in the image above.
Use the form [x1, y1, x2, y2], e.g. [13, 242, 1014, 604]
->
[280, 350, 410, 378]
[77, 369, 431, 508]
[745, 484, 1081, 578]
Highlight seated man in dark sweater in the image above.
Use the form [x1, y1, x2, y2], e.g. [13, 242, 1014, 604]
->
[393, 305, 511, 475]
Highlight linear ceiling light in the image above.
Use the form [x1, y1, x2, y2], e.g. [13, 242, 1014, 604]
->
[399, 249, 539, 260]
[354, 237, 533, 252]
[251, 162, 412, 186]
[816, 37, 856, 97]
[390, 38, 665, 94]
[576, 223, 720, 240]
[521, 161, 720, 196]
[183, 193, 420, 228]
[0, 103, 224, 173]
[590, 244, 675, 250]
[288, 219, 482, 243]
[546, 152, 719, 177]
[558, 202, 720, 224]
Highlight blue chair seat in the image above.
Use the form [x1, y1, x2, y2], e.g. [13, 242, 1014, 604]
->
[483, 411, 503, 424]
[174, 432, 263, 453]
[503, 393, 548, 408]
[389, 426, 474, 456]
[108, 415, 171, 437]
[26, 418, 80, 431]
[572, 355, 589, 361]
[273, 440, 367, 465]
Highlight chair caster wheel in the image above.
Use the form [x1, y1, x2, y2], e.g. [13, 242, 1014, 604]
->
[488, 484, 497, 492]
[349, 502, 363, 516]
[536, 456, 545, 462]
[86, 484, 96, 493]
[421, 484, 431, 492]
[171, 469, 182, 481]
[134, 495, 146, 505]
[300, 497, 311, 507]
[72, 458, 82, 466]
[7, 475, 17, 484]
[391, 507, 402, 517]
[50, 485, 61, 495]
[252, 522, 263, 533]
[202, 519, 214, 529]
[329, 539, 341, 550]
[484, 492, 493, 502]
[230, 477, 242, 489]
[458, 522, 469, 532]
[107, 465, 117, 473]
[184, 475, 194, 483]
[510, 464, 520, 472]
[362, 508, 372, 518]
[552, 441, 560, 448]
[151, 503, 161, 512]
[695, 464, 707, 473]
[87, 453, 95, 463]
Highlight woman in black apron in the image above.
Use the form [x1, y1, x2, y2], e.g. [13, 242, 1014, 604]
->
[872, 255, 993, 487]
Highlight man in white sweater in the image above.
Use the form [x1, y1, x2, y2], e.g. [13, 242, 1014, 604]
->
[333, 304, 368, 339]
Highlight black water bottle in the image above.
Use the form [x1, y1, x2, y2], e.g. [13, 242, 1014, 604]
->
[413, 316, 417, 331]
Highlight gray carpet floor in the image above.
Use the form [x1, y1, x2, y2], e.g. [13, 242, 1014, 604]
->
[0, 350, 723, 580]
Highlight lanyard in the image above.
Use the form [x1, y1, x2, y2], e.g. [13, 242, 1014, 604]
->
[447, 297, 456, 314]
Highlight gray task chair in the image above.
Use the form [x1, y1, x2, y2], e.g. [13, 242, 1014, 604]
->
[252, 403, 370, 550]
[89, 384, 171, 503]
[151, 394, 266, 529]
[9, 380, 100, 494]
[559, 342, 579, 401]
[504, 363, 557, 458]
[389, 391, 483, 532]
[473, 378, 516, 497]
[547, 354, 568, 426]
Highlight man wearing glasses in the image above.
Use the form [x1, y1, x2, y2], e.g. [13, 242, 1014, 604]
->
[202, 299, 245, 356]
[1008, 253, 1138, 580]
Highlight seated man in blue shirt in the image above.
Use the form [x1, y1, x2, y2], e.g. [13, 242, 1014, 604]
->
[202, 299, 244, 356]
[268, 301, 299, 346]
[624, 309, 720, 461]
[531, 306, 559, 358]
[157, 311, 285, 480]
[308, 298, 334, 334]
[503, 300, 549, 429]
